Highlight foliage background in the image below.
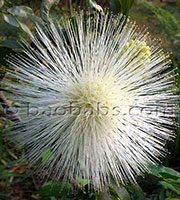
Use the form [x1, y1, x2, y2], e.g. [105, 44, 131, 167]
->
[0, 0, 180, 199]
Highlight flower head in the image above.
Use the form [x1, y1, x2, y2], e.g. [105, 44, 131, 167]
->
[4, 12, 177, 190]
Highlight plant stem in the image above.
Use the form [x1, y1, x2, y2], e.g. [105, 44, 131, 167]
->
[69, 0, 73, 17]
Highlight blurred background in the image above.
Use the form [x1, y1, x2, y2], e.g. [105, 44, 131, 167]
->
[0, 0, 180, 199]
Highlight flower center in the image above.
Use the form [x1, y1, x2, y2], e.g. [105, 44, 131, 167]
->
[66, 75, 121, 121]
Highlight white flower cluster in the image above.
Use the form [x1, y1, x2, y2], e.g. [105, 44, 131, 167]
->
[4, 12, 177, 190]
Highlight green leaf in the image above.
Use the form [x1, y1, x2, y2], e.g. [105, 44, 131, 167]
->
[109, 184, 131, 200]
[28, 14, 44, 24]
[139, 0, 179, 35]
[50, 197, 56, 200]
[0, 40, 22, 49]
[109, 0, 134, 15]
[109, 0, 121, 14]
[148, 164, 180, 195]
[97, 185, 130, 200]
[40, 0, 60, 23]
[0, 171, 25, 178]
[76, 175, 89, 187]
[7, 6, 33, 18]
[160, 170, 180, 180]
[160, 180, 180, 195]
[0, 0, 4, 9]
[125, 184, 145, 200]
[97, 192, 112, 200]
[175, 33, 180, 38]
[153, 8, 180, 33]
[3, 14, 19, 27]
[149, 163, 180, 180]
[42, 149, 54, 164]
[120, 0, 134, 16]
[31, 194, 40, 199]
[18, 21, 32, 36]
[37, 182, 73, 197]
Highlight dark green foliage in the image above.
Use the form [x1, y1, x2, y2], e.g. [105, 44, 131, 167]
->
[140, 0, 180, 36]
[109, 0, 134, 15]
[109, 0, 121, 14]
[37, 182, 74, 198]
[0, 47, 13, 69]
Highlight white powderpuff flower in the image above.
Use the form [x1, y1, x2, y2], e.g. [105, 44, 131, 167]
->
[3, 12, 178, 190]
